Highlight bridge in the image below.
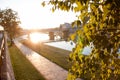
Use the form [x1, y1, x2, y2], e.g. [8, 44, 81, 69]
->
[23, 24, 77, 41]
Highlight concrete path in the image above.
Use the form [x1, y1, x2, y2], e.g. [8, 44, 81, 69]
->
[14, 40, 68, 80]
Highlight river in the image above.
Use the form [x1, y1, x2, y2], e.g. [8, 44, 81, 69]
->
[21, 32, 120, 55]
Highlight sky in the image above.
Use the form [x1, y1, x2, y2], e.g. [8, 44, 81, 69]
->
[0, 0, 77, 29]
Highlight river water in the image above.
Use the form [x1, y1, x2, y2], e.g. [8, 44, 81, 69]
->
[27, 32, 91, 55]
[21, 32, 120, 55]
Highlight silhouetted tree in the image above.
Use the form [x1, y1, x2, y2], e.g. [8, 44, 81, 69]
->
[0, 8, 21, 46]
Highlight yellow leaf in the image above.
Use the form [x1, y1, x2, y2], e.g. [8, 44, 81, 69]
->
[41, 1, 45, 7]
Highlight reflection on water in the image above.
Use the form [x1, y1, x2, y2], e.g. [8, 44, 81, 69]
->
[30, 32, 49, 43]
[45, 41, 75, 51]
[28, 32, 120, 55]
[29, 32, 61, 43]
[45, 41, 92, 55]
[29, 32, 92, 55]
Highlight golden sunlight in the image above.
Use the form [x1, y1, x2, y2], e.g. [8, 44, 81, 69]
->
[30, 32, 49, 43]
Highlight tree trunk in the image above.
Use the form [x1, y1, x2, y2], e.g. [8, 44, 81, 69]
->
[9, 38, 14, 47]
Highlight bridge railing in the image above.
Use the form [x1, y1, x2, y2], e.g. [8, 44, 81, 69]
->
[0, 31, 15, 80]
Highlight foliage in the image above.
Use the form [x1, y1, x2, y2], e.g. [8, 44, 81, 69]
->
[0, 8, 21, 46]
[43, 0, 120, 80]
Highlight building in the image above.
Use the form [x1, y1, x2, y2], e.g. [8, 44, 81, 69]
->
[59, 23, 77, 40]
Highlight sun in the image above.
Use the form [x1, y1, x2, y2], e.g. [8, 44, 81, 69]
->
[30, 32, 49, 43]
[30, 32, 41, 43]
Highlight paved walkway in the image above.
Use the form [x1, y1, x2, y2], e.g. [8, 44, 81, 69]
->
[14, 40, 68, 80]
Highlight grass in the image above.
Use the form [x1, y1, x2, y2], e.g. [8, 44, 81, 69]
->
[9, 44, 45, 80]
[22, 40, 72, 70]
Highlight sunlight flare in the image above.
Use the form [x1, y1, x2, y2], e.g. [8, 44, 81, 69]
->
[30, 32, 49, 43]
